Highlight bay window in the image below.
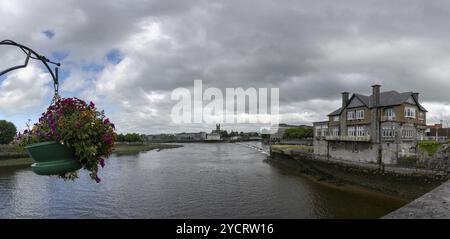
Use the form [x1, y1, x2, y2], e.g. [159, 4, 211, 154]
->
[382, 126, 395, 138]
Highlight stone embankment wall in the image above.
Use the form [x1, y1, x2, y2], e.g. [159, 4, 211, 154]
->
[401, 142, 450, 172]
[0, 144, 28, 160]
[278, 139, 313, 146]
[314, 140, 450, 172]
[270, 146, 449, 200]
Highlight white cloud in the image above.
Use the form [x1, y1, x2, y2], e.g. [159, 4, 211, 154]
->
[3, 0, 450, 133]
[422, 102, 450, 126]
[0, 64, 52, 115]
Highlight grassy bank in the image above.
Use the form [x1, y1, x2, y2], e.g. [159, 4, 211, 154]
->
[0, 143, 183, 168]
[271, 144, 313, 152]
[0, 145, 32, 167]
[0, 157, 33, 167]
[0, 144, 28, 160]
[112, 143, 183, 155]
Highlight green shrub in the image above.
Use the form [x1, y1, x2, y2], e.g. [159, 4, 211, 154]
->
[0, 120, 17, 144]
[400, 156, 418, 166]
[116, 133, 143, 143]
[418, 141, 442, 157]
[283, 127, 313, 139]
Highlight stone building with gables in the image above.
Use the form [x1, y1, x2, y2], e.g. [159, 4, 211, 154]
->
[313, 85, 427, 165]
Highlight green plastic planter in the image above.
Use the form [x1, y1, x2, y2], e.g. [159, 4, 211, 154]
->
[25, 141, 82, 175]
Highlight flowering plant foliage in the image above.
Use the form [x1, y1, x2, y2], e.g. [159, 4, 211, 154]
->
[17, 98, 116, 182]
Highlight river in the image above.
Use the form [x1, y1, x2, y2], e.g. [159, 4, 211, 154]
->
[0, 142, 406, 218]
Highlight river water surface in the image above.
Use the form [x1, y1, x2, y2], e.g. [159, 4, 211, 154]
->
[0, 142, 406, 218]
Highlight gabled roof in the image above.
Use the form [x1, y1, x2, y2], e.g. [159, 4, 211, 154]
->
[328, 107, 344, 116]
[278, 123, 313, 128]
[328, 90, 427, 116]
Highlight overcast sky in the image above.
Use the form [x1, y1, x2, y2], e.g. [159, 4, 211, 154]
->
[1, 0, 450, 134]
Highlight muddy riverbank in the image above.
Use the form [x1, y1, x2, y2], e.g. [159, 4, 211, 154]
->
[270, 149, 449, 200]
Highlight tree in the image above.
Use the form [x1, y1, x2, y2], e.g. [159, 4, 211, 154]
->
[0, 120, 17, 144]
[220, 130, 229, 139]
[116, 133, 143, 143]
[283, 127, 313, 139]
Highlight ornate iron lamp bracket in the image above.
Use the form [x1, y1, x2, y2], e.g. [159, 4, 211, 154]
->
[0, 39, 62, 101]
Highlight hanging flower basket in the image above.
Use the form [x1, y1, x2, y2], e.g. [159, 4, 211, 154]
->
[17, 97, 116, 182]
[25, 141, 82, 175]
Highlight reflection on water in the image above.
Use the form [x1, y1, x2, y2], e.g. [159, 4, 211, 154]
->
[0, 142, 405, 218]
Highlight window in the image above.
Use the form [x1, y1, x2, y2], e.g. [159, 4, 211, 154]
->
[334, 116, 340, 122]
[347, 111, 355, 120]
[322, 125, 328, 137]
[385, 108, 395, 119]
[382, 126, 395, 138]
[356, 126, 366, 136]
[331, 127, 339, 136]
[402, 127, 415, 138]
[404, 107, 416, 118]
[315, 127, 321, 137]
[355, 110, 365, 120]
[348, 127, 356, 136]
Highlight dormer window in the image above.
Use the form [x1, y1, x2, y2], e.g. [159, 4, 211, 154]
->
[334, 116, 339, 122]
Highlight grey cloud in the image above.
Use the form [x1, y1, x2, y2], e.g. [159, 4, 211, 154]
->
[2, 0, 450, 132]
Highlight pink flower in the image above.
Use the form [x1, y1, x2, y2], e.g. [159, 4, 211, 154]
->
[103, 134, 113, 145]
[99, 157, 105, 168]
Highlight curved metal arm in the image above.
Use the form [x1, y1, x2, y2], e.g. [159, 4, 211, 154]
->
[0, 39, 61, 98]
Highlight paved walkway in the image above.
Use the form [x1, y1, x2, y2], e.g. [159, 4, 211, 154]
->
[384, 180, 450, 219]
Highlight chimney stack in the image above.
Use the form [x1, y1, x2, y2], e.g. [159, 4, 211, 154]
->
[342, 92, 349, 108]
[372, 85, 381, 107]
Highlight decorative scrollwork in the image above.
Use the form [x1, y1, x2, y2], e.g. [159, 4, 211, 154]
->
[0, 39, 62, 100]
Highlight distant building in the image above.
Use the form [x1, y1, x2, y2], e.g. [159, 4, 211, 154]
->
[425, 124, 450, 141]
[427, 123, 443, 129]
[144, 134, 176, 142]
[175, 132, 206, 141]
[205, 124, 222, 141]
[313, 84, 427, 165]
